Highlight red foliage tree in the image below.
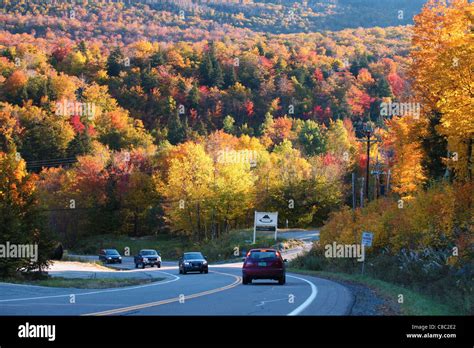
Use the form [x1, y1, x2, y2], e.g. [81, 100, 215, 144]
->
[347, 85, 373, 117]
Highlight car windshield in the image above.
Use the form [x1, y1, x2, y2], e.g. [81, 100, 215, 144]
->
[184, 253, 203, 260]
[141, 250, 157, 256]
[106, 250, 119, 255]
[249, 251, 277, 260]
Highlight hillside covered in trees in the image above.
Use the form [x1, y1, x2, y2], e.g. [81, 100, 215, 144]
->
[0, 0, 472, 303]
[1, 0, 426, 40]
[0, 9, 414, 239]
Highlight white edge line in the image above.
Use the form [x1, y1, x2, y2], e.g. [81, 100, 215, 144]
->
[286, 274, 318, 316]
[0, 271, 180, 303]
[82, 270, 241, 316]
[1, 269, 315, 315]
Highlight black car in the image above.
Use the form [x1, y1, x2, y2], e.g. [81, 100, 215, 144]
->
[99, 249, 122, 264]
[134, 249, 162, 269]
[178, 252, 208, 274]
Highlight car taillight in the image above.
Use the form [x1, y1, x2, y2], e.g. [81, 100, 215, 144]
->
[267, 258, 281, 267]
[244, 260, 254, 267]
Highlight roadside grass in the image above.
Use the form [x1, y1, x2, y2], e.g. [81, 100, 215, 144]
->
[194, 229, 287, 262]
[62, 255, 104, 266]
[68, 229, 288, 262]
[287, 268, 458, 315]
[2, 276, 165, 289]
[70, 233, 190, 260]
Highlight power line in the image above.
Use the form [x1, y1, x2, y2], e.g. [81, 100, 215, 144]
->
[25, 157, 78, 169]
[26, 157, 77, 164]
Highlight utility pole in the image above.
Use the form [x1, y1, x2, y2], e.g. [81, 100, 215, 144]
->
[371, 154, 391, 198]
[371, 154, 382, 200]
[386, 169, 391, 194]
[357, 122, 380, 204]
[352, 172, 356, 210]
[252, 211, 257, 244]
[366, 129, 370, 200]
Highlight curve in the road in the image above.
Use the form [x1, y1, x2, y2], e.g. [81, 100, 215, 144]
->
[0, 265, 350, 315]
[286, 274, 318, 316]
[0, 270, 180, 303]
[82, 271, 321, 316]
[83, 270, 241, 316]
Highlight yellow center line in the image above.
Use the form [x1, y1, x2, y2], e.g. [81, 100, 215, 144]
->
[82, 271, 242, 316]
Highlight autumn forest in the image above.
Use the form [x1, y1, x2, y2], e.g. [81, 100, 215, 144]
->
[0, 0, 472, 313]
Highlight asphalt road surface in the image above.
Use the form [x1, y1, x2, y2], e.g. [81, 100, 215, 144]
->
[0, 230, 354, 316]
[275, 229, 320, 241]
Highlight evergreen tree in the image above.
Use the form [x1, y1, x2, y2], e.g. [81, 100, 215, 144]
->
[421, 112, 448, 180]
[150, 50, 165, 67]
[78, 40, 87, 55]
[107, 47, 124, 77]
[187, 83, 200, 109]
[349, 52, 369, 76]
[67, 131, 94, 157]
[166, 96, 185, 145]
[223, 115, 235, 134]
[260, 112, 274, 136]
[298, 119, 327, 156]
[200, 42, 223, 88]
[199, 53, 214, 87]
[224, 66, 238, 88]
[196, 120, 208, 136]
[375, 76, 393, 98]
[168, 111, 185, 145]
[212, 62, 224, 88]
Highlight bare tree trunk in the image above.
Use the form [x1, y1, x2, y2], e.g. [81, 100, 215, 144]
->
[197, 201, 201, 241]
[467, 138, 473, 181]
[133, 212, 138, 236]
[186, 206, 194, 239]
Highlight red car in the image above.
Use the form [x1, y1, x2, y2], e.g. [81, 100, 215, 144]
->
[242, 249, 287, 285]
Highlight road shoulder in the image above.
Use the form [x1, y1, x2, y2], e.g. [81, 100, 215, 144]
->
[288, 268, 400, 315]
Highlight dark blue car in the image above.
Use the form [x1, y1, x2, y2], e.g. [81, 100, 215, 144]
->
[99, 249, 122, 264]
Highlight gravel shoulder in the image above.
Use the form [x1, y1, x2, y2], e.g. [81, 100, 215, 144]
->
[337, 279, 401, 315]
[287, 268, 401, 315]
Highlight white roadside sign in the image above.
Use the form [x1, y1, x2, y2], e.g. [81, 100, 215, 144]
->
[253, 211, 278, 243]
[361, 231, 374, 247]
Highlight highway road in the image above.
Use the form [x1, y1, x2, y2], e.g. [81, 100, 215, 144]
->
[0, 230, 354, 316]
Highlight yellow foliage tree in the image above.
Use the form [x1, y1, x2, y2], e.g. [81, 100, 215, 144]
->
[159, 142, 214, 240]
[411, 0, 474, 180]
[384, 117, 426, 199]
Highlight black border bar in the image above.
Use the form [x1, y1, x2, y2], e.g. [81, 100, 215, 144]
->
[0, 316, 472, 346]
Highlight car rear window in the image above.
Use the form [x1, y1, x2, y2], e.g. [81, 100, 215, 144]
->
[249, 251, 277, 260]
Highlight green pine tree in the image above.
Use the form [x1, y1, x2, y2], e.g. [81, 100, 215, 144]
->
[223, 115, 235, 134]
[107, 47, 125, 77]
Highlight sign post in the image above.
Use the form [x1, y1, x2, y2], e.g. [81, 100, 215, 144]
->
[361, 231, 373, 275]
[253, 211, 257, 244]
[253, 212, 278, 244]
